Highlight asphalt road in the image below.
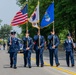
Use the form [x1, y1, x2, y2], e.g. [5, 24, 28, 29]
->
[0, 49, 76, 75]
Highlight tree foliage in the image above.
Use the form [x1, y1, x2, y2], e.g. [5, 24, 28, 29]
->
[16, 0, 76, 41]
[55, 0, 76, 41]
[0, 24, 12, 39]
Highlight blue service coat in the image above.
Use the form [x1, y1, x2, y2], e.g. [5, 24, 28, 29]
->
[48, 34, 60, 50]
[64, 39, 74, 52]
[22, 36, 33, 51]
[8, 37, 20, 53]
[33, 35, 45, 50]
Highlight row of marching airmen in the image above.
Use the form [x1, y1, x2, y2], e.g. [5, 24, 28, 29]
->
[7, 29, 75, 69]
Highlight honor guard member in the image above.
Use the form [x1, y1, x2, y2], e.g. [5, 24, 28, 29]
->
[33, 30, 45, 67]
[8, 30, 20, 69]
[48, 30, 60, 67]
[64, 33, 75, 67]
[22, 31, 33, 68]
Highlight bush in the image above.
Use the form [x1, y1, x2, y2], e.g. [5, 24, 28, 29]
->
[59, 29, 68, 43]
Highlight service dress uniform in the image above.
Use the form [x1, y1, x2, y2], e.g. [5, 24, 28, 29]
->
[48, 34, 60, 66]
[64, 34, 74, 67]
[34, 35, 45, 67]
[22, 36, 33, 68]
[8, 31, 20, 69]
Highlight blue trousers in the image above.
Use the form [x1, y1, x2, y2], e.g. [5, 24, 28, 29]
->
[49, 48, 59, 66]
[9, 52, 17, 66]
[66, 51, 74, 66]
[23, 50, 31, 66]
[35, 48, 44, 66]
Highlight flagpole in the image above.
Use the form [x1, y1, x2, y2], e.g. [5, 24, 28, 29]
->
[53, 0, 54, 46]
[26, 0, 28, 33]
[39, 28, 40, 47]
[38, 0, 40, 47]
[26, 0, 28, 47]
[53, 21, 55, 46]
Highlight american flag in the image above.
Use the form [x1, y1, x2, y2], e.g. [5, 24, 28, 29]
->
[11, 4, 28, 26]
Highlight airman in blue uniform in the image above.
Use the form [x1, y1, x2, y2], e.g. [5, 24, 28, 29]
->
[48, 30, 60, 67]
[8, 30, 20, 69]
[64, 33, 75, 67]
[33, 30, 45, 67]
[22, 31, 33, 68]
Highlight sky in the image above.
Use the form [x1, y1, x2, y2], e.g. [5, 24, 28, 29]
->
[0, 0, 21, 34]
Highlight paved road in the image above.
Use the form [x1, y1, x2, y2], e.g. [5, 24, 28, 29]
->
[0, 49, 76, 75]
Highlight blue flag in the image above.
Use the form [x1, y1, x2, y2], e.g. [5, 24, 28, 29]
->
[40, 2, 54, 28]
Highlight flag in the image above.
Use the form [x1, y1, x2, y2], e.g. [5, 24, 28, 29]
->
[11, 4, 28, 26]
[40, 2, 54, 28]
[29, 1, 40, 29]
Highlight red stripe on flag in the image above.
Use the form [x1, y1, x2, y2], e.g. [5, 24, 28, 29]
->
[13, 14, 28, 20]
[11, 20, 28, 26]
[11, 19, 28, 24]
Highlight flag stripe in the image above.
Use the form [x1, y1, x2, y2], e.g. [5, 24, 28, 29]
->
[12, 21, 28, 26]
[12, 20, 28, 24]
[14, 14, 28, 20]
[13, 17, 27, 21]
[14, 16, 28, 21]
[15, 12, 27, 18]
[13, 17, 27, 22]
[11, 18, 28, 23]
[11, 20, 28, 25]
[12, 14, 28, 22]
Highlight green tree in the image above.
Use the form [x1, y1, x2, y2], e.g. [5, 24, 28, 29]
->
[16, 0, 76, 41]
[0, 24, 12, 40]
[55, 0, 76, 41]
[17, 33, 23, 39]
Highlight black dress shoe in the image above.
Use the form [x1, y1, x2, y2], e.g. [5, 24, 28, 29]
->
[56, 63, 60, 67]
[14, 66, 17, 69]
[41, 64, 44, 67]
[67, 65, 70, 67]
[24, 65, 26, 67]
[50, 64, 53, 66]
[72, 64, 74, 67]
[10, 65, 13, 68]
[37, 65, 39, 67]
[29, 66, 31, 68]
